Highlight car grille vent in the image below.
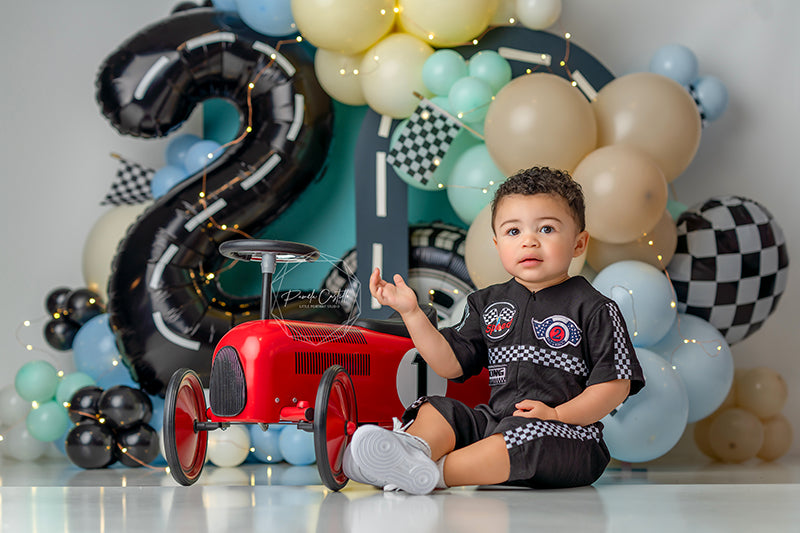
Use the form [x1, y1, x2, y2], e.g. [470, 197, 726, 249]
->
[295, 352, 371, 376]
[210, 345, 246, 417]
[286, 323, 368, 345]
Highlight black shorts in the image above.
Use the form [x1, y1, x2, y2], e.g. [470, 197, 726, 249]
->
[403, 396, 611, 489]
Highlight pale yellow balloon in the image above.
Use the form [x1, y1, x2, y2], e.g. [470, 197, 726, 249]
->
[314, 48, 366, 106]
[757, 414, 793, 461]
[593, 72, 701, 182]
[491, 0, 517, 25]
[708, 408, 764, 463]
[587, 210, 677, 271]
[465, 203, 586, 289]
[735, 367, 788, 419]
[291, 0, 395, 54]
[398, 0, 499, 48]
[359, 32, 434, 118]
[573, 145, 668, 244]
[693, 416, 719, 460]
[82, 202, 151, 302]
[484, 73, 597, 176]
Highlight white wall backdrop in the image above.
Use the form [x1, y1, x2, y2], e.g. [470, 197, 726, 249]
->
[1, 1, 797, 456]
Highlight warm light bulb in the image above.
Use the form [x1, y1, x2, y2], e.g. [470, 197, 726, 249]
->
[246, 126, 252, 133]
[437, 183, 444, 189]
[571, 81, 577, 87]
[248, 82, 255, 89]
[339, 68, 346, 75]
[112, 360, 119, 366]
[26, 345, 33, 351]
[31, 401, 39, 409]
[353, 69, 359, 75]
[23, 320, 31, 327]
[296, 36, 303, 42]
[427, 34, 434, 40]
[560, 60, 566, 67]
[509, 17, 516, 23]
[199, 192, 206, 198]
[472, 39, 479, 45]
[433, 159, 441, 166]
[565, 32, 572, 39]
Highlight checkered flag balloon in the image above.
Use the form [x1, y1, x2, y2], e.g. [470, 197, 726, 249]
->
[387, 99, 462, 186]
[101, 155, 155, 205]
[667, 196, 789, 345]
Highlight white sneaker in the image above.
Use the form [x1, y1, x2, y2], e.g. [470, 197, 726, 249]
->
[346, 423, 438, 495]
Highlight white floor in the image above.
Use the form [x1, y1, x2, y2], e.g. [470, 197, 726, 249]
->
[1, 452, 798, 533]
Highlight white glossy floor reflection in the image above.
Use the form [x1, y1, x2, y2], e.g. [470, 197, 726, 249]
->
[1, 455, 798, 532]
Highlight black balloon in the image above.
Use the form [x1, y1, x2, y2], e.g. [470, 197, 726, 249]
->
[98, 385, 152, 428]
[114, 423, 160, 467]
[44, 316, 82, 351]
[45, 287, 72, 316]
[96, 8, 333, 395]
[68, 386, 105, 423]
[65, 288, 105, 326]
[65, 421, 117, 469]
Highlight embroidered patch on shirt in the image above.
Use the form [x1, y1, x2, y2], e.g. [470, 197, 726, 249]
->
[488, 364, 507, 386]
[482, 301, 517, 340]
[532, 315, 582, 349]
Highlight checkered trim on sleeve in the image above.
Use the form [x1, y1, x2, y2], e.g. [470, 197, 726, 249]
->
[605, 302, 633, 380]
[489, 345, 589, 376]
[504, 420, 601, 449]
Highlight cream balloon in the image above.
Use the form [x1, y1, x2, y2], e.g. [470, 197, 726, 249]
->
[359, 32, 434, 118]
[515, 0, 562, 29]
[314, 48, 366, 106]
[573, 145, 668, 244]
[484, 73, 597, 176]
[735, 367, 788, 419]
[82, 202, 151, 302]
[593, 72, 702, 182]
[465, 203, 586, 289]
[757, 414, 793, 461]
[291, 0, 395, 55]
[207, 424, 251, 467]
[692, 416, 719, 460]
[587, 209, 677, 271]
[707, 408, 764, 463]
[491, 0, 517, 25]
[398, 0, 499, 48]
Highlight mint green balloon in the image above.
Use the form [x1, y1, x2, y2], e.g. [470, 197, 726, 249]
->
[447, 143, 505, 224]
[15, 360, 59, 402]
[56, 372, 96, 405]
[422, 49, 468, 96]
[468, 50, 512, 93]
[26, 400, 70, 442]
[448, 76, 494, 125]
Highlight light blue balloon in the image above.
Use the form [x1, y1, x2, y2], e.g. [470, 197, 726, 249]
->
[692, 75, 728, 121]
[648, 44, 699, 86]
[55, 372, 96, 405]
[15, 360, 59, 402]
[211, 0, 238, 11]
[26, 400, 71, 442]
[151, 165, 190, 199]
[592, 260, 677, 347]
[165, 133, 202, 167]
[448, 76, 493, 125]
[249, 424, 285, 463]
[184, 139, 223, 175]
[95, 363, 137, 390]
[72, 314, 123, 382]
[236, 0, 297, 37]
[447, 143, 504, 225]
[601, 348, 689, 463]
[422, 49, 468, 96]
[278, 426, 316, 466]
[648, 313, 734, 422]
[148, 394, 165, 432]
[468, 50, 512, 93]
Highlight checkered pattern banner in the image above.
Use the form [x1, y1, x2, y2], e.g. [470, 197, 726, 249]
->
[504, 420, 601, 449]
[101, 156, 155, 206]
[386, 100, 462, 186]
[667, 196, 789, 344]
[489, 345, 589, 377]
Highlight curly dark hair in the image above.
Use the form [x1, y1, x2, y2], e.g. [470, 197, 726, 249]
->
[490, 166, 586, 233]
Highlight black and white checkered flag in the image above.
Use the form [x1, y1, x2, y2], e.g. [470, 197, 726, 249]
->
[387, 99, 463, 186]
[101, 155, 155, 206]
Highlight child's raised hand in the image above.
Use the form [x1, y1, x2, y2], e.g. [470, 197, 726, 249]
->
[369, 268, 419, 316]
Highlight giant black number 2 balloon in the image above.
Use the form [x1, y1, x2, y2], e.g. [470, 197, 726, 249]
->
[96, 8, 333, 396]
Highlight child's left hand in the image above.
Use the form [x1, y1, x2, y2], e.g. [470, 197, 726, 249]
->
[513, 400, 559, 422]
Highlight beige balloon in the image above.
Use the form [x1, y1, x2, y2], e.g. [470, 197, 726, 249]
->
[593, 72, 701, 182]
[359, 32, 434, 118]
[573, 144, 668, 244]
[314, 48, 366, 106]
[484, 73, 597, 176]
[398, 0, 499, 48]
[707, 408, 764, 463]
[491, 0, 517, 25]
[82, 202, 151, 302]
[757, 414, 793, 461]
[735, 367, 788, 419]
[587, 209, 677, 271]
[692, 416, 719, 460]
[465, 203, 586, 289]
[291, 0, 395, 55]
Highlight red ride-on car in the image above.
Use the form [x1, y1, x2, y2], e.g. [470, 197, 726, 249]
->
[163, 240, 488, 490]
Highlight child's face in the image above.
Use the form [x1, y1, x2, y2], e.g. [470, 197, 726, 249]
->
[492, 193, 588, 292]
